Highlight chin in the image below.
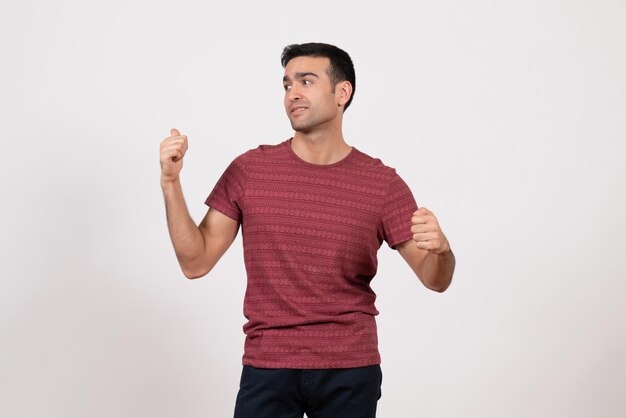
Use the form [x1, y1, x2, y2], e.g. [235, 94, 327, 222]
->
[290, 120, 312, 133]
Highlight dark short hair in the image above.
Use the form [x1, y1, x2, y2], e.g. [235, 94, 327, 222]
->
[281, 42, 356, 112]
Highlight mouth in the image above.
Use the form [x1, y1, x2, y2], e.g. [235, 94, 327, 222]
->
[290, 106, 308, 115]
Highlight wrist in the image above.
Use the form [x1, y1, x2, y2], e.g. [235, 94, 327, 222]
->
[160, 177, 180, 189]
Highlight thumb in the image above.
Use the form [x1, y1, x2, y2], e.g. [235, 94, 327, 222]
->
[171, 128, 181, 137]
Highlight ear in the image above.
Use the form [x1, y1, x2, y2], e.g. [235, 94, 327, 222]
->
[336, 80, 353, 107]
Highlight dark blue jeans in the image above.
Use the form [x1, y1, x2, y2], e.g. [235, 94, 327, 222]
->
[233, 364, 383, 418]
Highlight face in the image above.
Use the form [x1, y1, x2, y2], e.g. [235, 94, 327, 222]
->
[282, 56, 347, 133]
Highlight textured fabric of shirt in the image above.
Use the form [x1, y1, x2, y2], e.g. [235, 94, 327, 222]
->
[204, 137, 418, 369]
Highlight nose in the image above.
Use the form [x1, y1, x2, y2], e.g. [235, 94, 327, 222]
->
[286, 85, 302, 102]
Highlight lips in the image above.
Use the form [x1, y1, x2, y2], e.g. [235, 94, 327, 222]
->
[290, 106, 308, 114]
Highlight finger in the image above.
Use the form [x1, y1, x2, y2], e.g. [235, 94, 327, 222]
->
[416, 241, 436, 251]
[165, 137, 187, 151]
[171, 128, 180, 137]
[161, 146, 183, 157]
[160, 138, 186, 151]
[411, 224, 434, 234]
[414, 207, 430, 215]
[161, 142, 185, 152]
[411, 215, 429, 225]
[412, 232, 438, 242]
[162, 147, 184, 161]
[170, 149, 184, 162]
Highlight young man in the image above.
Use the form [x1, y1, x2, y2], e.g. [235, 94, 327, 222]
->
[159, 43, 455, 418]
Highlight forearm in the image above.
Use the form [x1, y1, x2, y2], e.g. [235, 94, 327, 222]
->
[161, 179, 205, 271]
[421, 249, 455, 292]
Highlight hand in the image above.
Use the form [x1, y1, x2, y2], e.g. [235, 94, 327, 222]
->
[160, 128, 188, 184]
[411, 207, 450, 255]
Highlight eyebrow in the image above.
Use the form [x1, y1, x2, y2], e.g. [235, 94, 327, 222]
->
[283, 72, 319, 82]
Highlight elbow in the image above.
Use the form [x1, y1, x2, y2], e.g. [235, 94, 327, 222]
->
[434, 277, 453, 293]
[179, 255, 212, 280]
[182, 266, 210, 280]
[429, 283, 450, 293]
[422, 276, 452, 293]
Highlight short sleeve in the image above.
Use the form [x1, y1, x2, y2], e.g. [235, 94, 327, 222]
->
[380, 170, 419, 250]
[204, 154, 247, 222]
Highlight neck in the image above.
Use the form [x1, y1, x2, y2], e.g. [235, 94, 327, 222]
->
[291, 125, 351, 165]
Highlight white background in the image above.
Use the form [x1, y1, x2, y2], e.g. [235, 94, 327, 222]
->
[1, 1, 625, 417]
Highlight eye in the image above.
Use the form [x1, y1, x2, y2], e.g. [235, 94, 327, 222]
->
[283, 84, 292, 91]
[303, 79, 312, 85]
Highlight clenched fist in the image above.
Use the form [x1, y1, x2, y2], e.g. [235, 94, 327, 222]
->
[411, 207, 450, 255]
[160, 128, 188, 185]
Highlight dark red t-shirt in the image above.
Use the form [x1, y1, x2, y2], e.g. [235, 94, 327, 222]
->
[205, 137, 418, 368]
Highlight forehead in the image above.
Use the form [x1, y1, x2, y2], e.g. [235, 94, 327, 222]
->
[283, 56, 330, 77]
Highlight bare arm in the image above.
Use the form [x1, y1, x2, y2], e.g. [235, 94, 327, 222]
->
[396, 206, 455, 292]
[161, 180, 239, 279]
[397, 240, 455, 292]
[160, 128, 239, 279]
